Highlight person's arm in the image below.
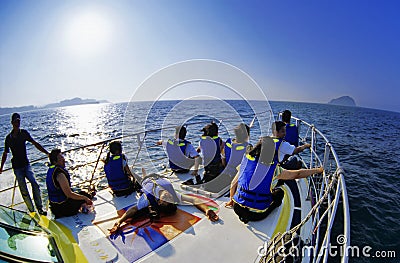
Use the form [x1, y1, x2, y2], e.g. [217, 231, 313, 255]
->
[122, 156, 134, 180]
[277, 166, 323, 180]
[31, 139, 49, 156]
[292, 143, 311, 155]
[186, 144, 200, 175]
[191, 156, 200, 176]
[225, 171, 239, 207]
[56, 173, 92, 204]
[181, 194, 219, 221]
[109, 205, 139, 233]
[124, 164, 134, 179]
[0, 151, 8, 174]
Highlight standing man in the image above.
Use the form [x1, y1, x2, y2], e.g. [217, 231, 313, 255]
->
[0, 113, 48, 215]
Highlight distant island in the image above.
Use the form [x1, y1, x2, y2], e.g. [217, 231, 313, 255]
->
[328, 96, 356, 107]
[0, 97, 108, 115]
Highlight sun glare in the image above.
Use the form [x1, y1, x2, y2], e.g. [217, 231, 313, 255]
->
[63, 10, 113, 56]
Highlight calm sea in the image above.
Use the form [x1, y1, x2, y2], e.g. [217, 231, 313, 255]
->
[0, 100, 399, 262]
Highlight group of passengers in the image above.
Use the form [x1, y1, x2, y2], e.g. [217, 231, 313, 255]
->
[0, 110, 322, 228]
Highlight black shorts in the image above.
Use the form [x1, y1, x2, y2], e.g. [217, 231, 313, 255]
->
[233, 188, 284, 223]
[50, 191, 91, 219]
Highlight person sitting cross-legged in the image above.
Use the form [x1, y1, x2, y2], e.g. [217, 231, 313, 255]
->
[46, 149, 94, 219]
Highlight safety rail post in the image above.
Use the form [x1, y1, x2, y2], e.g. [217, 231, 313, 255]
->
[88, 142, 106, 191]
[323, 143, 331, 168]
[132, 132, 147, 167]
[310, 125, 315, 169]
[306, 125, 316, 201]
[10, 178, 17, 208]
[297, 119, 302, 143]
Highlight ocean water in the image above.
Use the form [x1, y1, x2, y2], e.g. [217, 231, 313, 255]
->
[0, 100, 399, 262]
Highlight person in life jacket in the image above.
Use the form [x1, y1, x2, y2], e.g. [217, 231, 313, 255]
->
[194, 122, 225, 184]
[275, 118, 309, 170]
[225, 124, 323, 223]
[104, 141, 141, 197]
[46, 149, 94, 218]
[109, 168, 219, 234]
[157, 126, 200, 176]
[282, 110, 299, 147]
[222, 123, 250, 176]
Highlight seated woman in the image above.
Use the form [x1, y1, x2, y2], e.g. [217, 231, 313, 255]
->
[109, 168, 219, 234]
[104, 141, 141, 197]
[46, 149, 94, 218]
[157, 126, 200, 175]
[222, 123, 250, 176]
[225, 135, 323, 223]
[195, 122, 225, 184]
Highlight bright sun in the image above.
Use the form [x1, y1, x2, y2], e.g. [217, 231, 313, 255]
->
[63, 10, 112, 56]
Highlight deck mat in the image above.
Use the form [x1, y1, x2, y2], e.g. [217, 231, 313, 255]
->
[94, 195, 219, 262]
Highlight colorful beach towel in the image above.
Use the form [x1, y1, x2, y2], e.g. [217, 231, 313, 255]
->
[94, 195, 219, 262]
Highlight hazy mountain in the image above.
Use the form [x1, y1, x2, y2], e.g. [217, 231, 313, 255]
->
[0, 97, 108, 115]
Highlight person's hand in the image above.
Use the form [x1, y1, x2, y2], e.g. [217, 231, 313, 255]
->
[225, 199, 234, 208]
[156, 140, 162, 146]
[206, 209, 219, 222]
[191, 170, 199, 176]
[84, 197, 93, 205]
[304, 143, 311, 149]
[316, 166, 324, 174]
[108, 222, 120, 234]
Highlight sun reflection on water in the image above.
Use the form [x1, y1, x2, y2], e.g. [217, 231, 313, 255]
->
[54, 104, 111, 186]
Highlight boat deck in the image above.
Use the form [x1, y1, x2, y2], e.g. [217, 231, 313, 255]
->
[25, 169, 312, 263]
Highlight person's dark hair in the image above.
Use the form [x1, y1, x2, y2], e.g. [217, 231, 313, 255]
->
[282, 110, 292, 123]
[246, 136, 275, 165]
[49, 149, 62, 165]
[234, 123, 250, 143]
[272, 121, 286, 133]
[11, 113, 21, 123]
[158, 203, 178, 215]
[109, 141, 122, 154]
[207, 122, 219, 137]
[201, 124, 211, 136]
[175, 126, 187, 140]
[247, 138, 262, 158]
[104, 141, 123, 165]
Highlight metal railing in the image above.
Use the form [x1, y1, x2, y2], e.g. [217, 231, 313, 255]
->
[259, 116, 350, 263]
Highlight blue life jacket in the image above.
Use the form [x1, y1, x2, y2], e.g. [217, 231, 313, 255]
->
[46, 165, 70, 203]
[285, 123, 299, 147]
[142, 176, 179, 210]
[104, 154, 132, 191]
[224, 138, 248, 175]
[233, 138, 282, 212]
[166, 139, 193, 171]
[200, 136, 222, 167]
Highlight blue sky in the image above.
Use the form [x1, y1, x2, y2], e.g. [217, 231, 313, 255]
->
[1, 0, 399, 112]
